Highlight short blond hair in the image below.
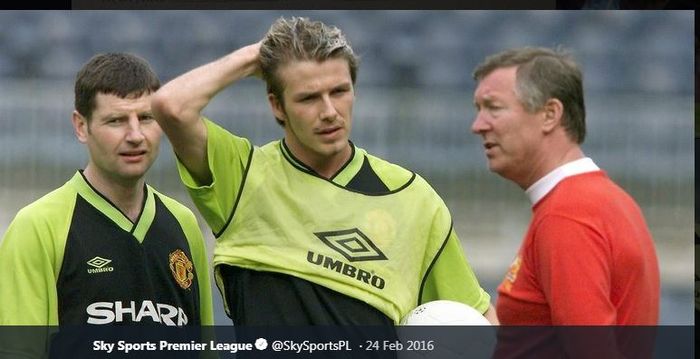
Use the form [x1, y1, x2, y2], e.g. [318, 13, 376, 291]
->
[260, 17, 359, 125]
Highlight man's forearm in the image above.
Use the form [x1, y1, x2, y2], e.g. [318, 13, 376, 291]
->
[152, 42, 261, 127]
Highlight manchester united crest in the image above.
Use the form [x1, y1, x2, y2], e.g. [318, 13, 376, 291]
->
[169, 249, 194, 290]
[503, 255, 522, 293]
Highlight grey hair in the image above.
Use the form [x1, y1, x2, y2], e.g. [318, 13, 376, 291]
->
[473, 47, 586, 144]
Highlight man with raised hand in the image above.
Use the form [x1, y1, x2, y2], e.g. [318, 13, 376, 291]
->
[152, 17, 497, 326]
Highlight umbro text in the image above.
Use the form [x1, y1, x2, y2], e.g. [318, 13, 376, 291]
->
[87, 267, 114, 274]
[307, 251, 386, 289]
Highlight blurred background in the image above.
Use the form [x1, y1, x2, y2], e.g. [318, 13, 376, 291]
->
[0, 10, 693, 325]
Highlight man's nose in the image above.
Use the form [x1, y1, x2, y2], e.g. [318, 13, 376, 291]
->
[319, 95, 339, 121]
[125, 116, 145, 143]
[471, 111, 489, 134]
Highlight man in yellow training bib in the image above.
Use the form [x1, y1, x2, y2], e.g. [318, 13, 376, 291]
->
[152, 17, 497, 325]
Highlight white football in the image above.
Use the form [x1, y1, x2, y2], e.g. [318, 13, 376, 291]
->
[400, 300, 491, 326]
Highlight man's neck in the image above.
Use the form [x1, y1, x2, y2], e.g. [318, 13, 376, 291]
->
[286, 140, 353, 179]
[517, 145, 585, 190]
[310, 150, 352, 179]
[83, 166, 145, 222]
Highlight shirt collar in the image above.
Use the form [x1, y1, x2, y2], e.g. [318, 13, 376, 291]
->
[280, 139, 362, 185]
[69, 170, 155, 240]
[525, 157, 600, 206]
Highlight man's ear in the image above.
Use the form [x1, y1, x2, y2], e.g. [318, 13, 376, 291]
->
[267, 93, 286, 125]
[72, 110, 89, 143]
[542, 98, 564, 134]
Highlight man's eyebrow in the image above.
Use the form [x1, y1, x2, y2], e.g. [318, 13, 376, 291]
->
[100, 113, 126, 121]
[332, 82, 352, 90]
[293, 81, 353, 99]
[293, 90, 319, 99]
[474, 96, 495, 107]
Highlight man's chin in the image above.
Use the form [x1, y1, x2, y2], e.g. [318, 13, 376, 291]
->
[324, 138, 349, 151]
[488, 162, 507, 176]
[116, 167, 149, 183]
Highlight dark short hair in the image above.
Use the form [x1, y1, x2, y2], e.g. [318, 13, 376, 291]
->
[473, 47, 586, 144]
[260, 17, 359, 125]
[74, 53, 160, 120]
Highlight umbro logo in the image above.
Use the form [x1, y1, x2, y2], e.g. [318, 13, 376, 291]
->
[87, 256, 114, 274]
[87, 256, 111, 268]
[313, 228, 387, 262]
[309, 228, 388, 289]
